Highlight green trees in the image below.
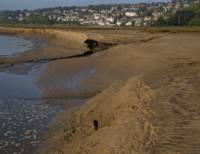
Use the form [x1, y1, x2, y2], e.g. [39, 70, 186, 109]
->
[189, 6, 200, 26]
[189, 18, 200, 26]
[168, 9, 195, 25]
[155, 4, 200, 27]
[155, 17, 168, 26]
[22, 15, 55, 25]
[0, 11, 19, 24]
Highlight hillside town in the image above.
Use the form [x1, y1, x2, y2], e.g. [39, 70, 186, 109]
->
[0, 0, 200, 26]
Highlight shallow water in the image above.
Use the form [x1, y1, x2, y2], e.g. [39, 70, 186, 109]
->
[0, 35, 33, 56]
[0, 63, 65, 154]
[0, 36, 95, 154]
[0, 99, 62, 154]
[0, 64, 94, 154]
[64, 67, 96, 91]
[37, 66, 96, 96]
[0, 72, 39, 99]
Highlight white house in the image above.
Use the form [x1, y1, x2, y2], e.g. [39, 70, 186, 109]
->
[93, 14, 100, 20]
[126, 21, 133, 26]
[125, 12, 137, 17]
[116, 21, 122, 26]
[106, 17, 114, 23]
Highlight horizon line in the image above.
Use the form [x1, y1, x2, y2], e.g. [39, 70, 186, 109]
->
[0, 0, 171, 12]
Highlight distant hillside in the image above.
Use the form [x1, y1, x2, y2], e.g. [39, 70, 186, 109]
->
[0, 0, 200, 27]
[155, 4, 200, 26]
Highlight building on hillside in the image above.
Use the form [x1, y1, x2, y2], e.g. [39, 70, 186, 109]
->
[125, 12, 137, 17]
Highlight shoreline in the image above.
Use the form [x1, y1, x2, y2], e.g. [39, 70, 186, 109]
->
[37, 29, 200, 154]
[0, 27, 88, 65]
[1, 27, 200, 154]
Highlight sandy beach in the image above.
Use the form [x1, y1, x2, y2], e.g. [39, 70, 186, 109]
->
[1, 27, 200, 154]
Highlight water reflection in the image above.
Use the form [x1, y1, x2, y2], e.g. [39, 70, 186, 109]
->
[0, 61, 95, 153]
[0, 35, 95, 154]
[0, 63, 64, 154]
[0, 72, 40, 99]
[35, 59, 97, 98]
[0, 35, 33, 56]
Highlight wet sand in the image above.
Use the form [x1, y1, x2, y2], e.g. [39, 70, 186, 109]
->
[0, 32, 89, 154]
[1, 27, 200, 154]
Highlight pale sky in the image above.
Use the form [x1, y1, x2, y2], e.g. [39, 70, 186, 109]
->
[0, 0, 170, 11]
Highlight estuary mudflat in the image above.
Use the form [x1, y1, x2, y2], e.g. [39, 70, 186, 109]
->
[0, 35, 86, 154]
[1, 27, 200, 154]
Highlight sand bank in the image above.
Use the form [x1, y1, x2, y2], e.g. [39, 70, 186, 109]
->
[38, 31, 200, 154]
[0, 27, 88, 65]
[1, 27, 200, 154]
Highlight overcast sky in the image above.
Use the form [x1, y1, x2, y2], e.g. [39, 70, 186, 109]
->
[0, 0, 170, 11]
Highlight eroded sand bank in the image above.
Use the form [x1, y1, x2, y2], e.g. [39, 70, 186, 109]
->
[39, 31, 200, 154]
[1, 27, 200, 154]
[0, 27, 88, 65]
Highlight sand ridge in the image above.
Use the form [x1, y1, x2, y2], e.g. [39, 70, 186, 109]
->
[1, 27, 200, 154]
[36, 30, 200, 154]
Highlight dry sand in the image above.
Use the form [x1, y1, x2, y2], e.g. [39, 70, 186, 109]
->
[1, 27, 200, 154]
[38, 30, 200, 154]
